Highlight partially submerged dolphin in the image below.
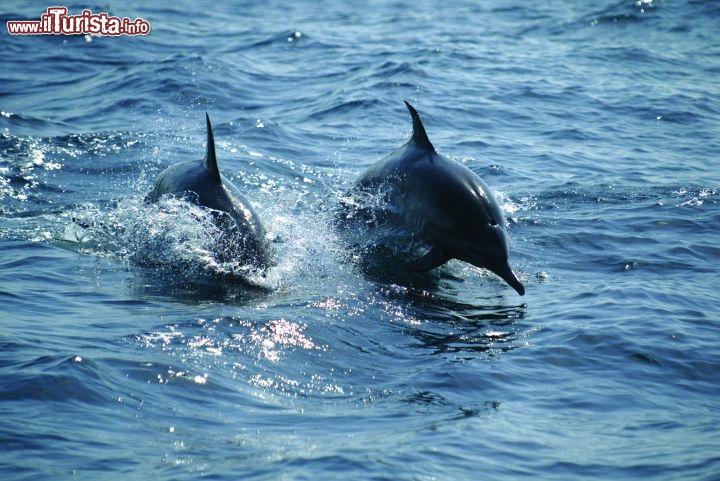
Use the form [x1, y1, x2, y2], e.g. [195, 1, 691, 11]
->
[145, 114, 270, 270]
[340, 101, 525, 295]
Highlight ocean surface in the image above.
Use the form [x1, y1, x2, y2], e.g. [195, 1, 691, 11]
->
[2, 1, 719, 479]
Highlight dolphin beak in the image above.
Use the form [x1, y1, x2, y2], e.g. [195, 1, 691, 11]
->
[463, 246, 526, 296]
[487, 260, 525, 296]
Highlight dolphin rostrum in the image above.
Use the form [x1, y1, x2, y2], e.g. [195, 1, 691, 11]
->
[145, 114, 270, 270]
[340, 101, 525, 295]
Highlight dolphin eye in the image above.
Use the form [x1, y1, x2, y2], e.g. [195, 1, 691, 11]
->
[490, 218, 498, 226]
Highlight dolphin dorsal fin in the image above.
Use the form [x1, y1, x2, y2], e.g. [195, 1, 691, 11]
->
[204, 113, 221, 182]
[404, 100, 435, 152]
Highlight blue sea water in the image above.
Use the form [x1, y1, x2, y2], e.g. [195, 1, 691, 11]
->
[2, 0, 719, 479]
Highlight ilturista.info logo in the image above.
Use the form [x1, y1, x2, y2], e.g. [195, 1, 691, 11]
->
[7, 7, 150, 36]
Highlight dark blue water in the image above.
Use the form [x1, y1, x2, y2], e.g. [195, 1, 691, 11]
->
[2, 1, 719, 479]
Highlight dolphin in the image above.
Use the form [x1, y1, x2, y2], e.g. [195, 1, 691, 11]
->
[340, 101, 525, 295]
[145, 113, 270, 270]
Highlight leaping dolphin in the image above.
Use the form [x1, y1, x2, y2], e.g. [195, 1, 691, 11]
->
[145, 114, 270, 270]
[339, 101, 525, 295]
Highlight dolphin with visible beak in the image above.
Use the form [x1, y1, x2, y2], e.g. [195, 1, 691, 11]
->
[340, 101, 524, 295]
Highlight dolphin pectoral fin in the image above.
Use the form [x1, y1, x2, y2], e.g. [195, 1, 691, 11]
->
[407, 247, 452, 272]
[204, 113, 221, 183]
